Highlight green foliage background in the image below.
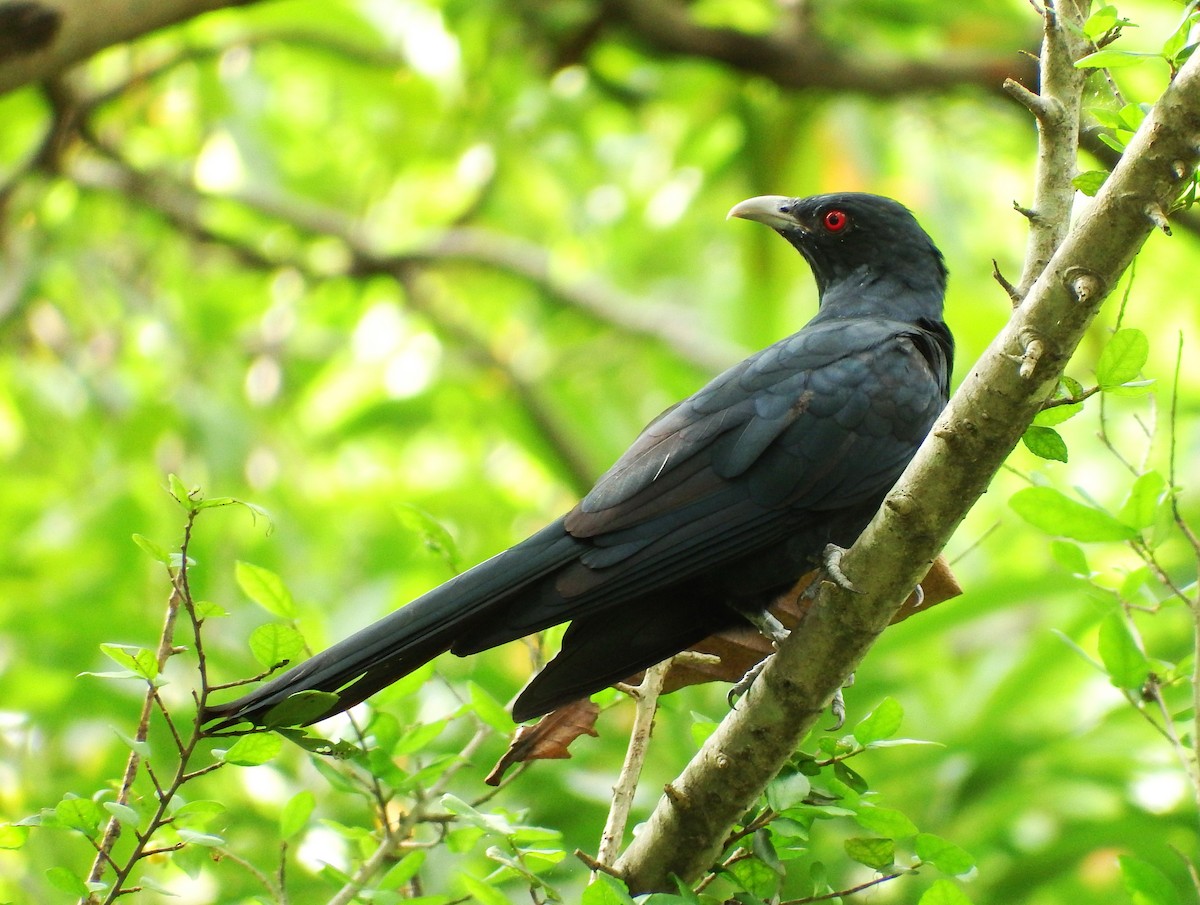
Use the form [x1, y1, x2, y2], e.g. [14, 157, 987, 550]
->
[0, 0, 1198, 902]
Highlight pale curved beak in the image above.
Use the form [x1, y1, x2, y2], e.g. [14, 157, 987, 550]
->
[726, 195, 797, 229]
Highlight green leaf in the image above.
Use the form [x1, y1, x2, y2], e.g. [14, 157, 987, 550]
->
[1009, 486, 1136, 542]
[102, 802, 141, 828]
[855, 805, 918, 838]
[0, 824, 29, 849]
[1097, 329, 1149, 387]
[1119, 855, 1180, 905]
[1119, 471, 1167, 530]
[1072, 170, 1109, 196]
[178, 828, 225, 847]
[395, 502, 462, 573]
[844, 836, 894, 871]
[54, 796, 104, 835]
[582, 872, 637, 905]
[919, 879, 975, 905]
[248, 622, 306, 669]
[1021, 426, 1068, 462]
[261, 690, 340, 729]
[45, 866, 92, 897]
[853, 696, 903, 745]
[235, 561, 297, 617]
[167, 473, 193, 505]
[468, 681, 514, 733]
[1082, 4, 1118, 40]
[220, 732, 283, 766]
[1033, 400, 1084, 427]
[132, 533, 173, 565]
[727, 856, 780, 898]
[280, 790, 316, 839]
[1075, 49, 1159, 69]
[915, 833, 975, 875]
[766, 770, 811, 812]
[99, 643, 159, 681]
[1098, 612, 1150, 689]
[459, 872, 510, 905]
[1050, 539, 1090, 575]
[113, 727, 152, 759]
[379, 850, 428, 890]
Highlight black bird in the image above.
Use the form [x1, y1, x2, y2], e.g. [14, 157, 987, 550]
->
[203, 192, 953, 729]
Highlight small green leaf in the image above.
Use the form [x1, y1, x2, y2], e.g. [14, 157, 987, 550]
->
[844, 836, 894, 871]
[727, 855, 780, 898]
[582, 871, 637, 905]
[1072, 170, 1109, 196]
[855, 805, 918, 838]
[459, 872, 511, 905]
[177, 828, 225, 847]
[766, 771, 811, 812]
[1075, 49, 1158, 69]
[102, 802, 141, 828]
[0, 824, 29, 849]
[1033, 400, 1084, 426]
[469, 681, 515, 733]
[1119, 854, 1179, 905]
[45, 866, 92, 897]
[262, 690, 340, 728]
[1097, 328, 1149, 387]
[1119, 471, 1167, 530]
[1050, 540, 1089, 576]
[248, 623, 306, 669]
[1082, 4, 1118, 40]
[167, 473, 193, 505]
[220, 732, 283, 766]
[915, 833, 975, 875]
[1098, 612, 1150, 689]
[919, 879, 975, 905]
[853, 696, 903, 745]
[235, 561, 297, 618]
[1021, 426, 1069, 462]
[280, 790, 316, 839]
[132, 533, 172, 565]
[113, 728, 151, 759]
[99, 643, 159, 681]
[379, 850, 428, 891]
[1009, 486, 1136, 542]
[54, 796, 104, 836]
[395, 502, 462, 573]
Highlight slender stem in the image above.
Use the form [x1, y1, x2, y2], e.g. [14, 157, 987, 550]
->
[596, 659, 671, 867]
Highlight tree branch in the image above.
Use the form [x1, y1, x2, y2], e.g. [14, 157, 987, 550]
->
[601, 0, 1037, 98]
[614, 41, 1200, 896]
[0, 0, 261, 97]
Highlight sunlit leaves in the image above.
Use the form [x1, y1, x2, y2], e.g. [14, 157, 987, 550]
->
[1098, 612, 1151, 690]
[1119, 853, 1181, 905]
[248, 622, 306, 669]
[1009, 486, 1137, 542]
[235, 561, 298, 618]
[1097, 328, 1149, 388]
[219, 732, 283, 766]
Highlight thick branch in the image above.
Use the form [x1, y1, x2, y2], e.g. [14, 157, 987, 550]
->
[602, 0, 1036, 97]
[614, 45, 1200, 895]
[0, 0, 260, 96]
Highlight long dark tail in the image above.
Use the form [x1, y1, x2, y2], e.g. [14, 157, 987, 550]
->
[201, 521, 579, 730]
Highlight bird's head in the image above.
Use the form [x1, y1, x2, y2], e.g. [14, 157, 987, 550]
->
[728, 192, 947, 319]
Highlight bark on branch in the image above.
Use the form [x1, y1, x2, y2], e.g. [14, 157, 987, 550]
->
[614, 46, 1200, 897]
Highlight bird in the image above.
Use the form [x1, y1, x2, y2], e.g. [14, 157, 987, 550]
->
[202, 192, 954, 730]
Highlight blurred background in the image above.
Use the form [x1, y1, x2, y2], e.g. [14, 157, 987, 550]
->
[0, 0, 1198, 902]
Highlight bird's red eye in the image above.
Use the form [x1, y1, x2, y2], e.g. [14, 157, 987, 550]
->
[822, 209, 849, 232]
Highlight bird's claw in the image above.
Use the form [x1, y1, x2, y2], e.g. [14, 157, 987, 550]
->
[801, 544, 860, 600]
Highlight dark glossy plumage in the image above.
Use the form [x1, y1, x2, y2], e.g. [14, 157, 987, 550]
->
[203, 192, 953, 728]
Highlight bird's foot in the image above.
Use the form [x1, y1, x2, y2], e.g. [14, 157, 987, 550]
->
[827, 672, 855, 731]
[801, 543, 860, 600]
[726, 608, 789, 708]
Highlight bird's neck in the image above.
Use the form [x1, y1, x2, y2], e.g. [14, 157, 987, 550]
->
[815, 264, 946, 322]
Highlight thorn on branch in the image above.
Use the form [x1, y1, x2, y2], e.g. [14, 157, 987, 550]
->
[1003, 78, 1062, 124]
[992, 259, 1023, 307]
[1146, 203, 1173, 235]
[1012, 200, 1039, 222]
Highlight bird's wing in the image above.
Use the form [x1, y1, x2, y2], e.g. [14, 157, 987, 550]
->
[502, 317, 948, 617]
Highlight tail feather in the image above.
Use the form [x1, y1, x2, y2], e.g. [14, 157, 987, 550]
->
[202, 521, 579, 729]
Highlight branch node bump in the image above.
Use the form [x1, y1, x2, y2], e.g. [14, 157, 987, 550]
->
[1172, 159, 1190, 180]
[663, 783, 686, 806]
[1063, 266, 1104, 304]
[1145, 203, 1173, 235]
[1017, 329, 1045, 379]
